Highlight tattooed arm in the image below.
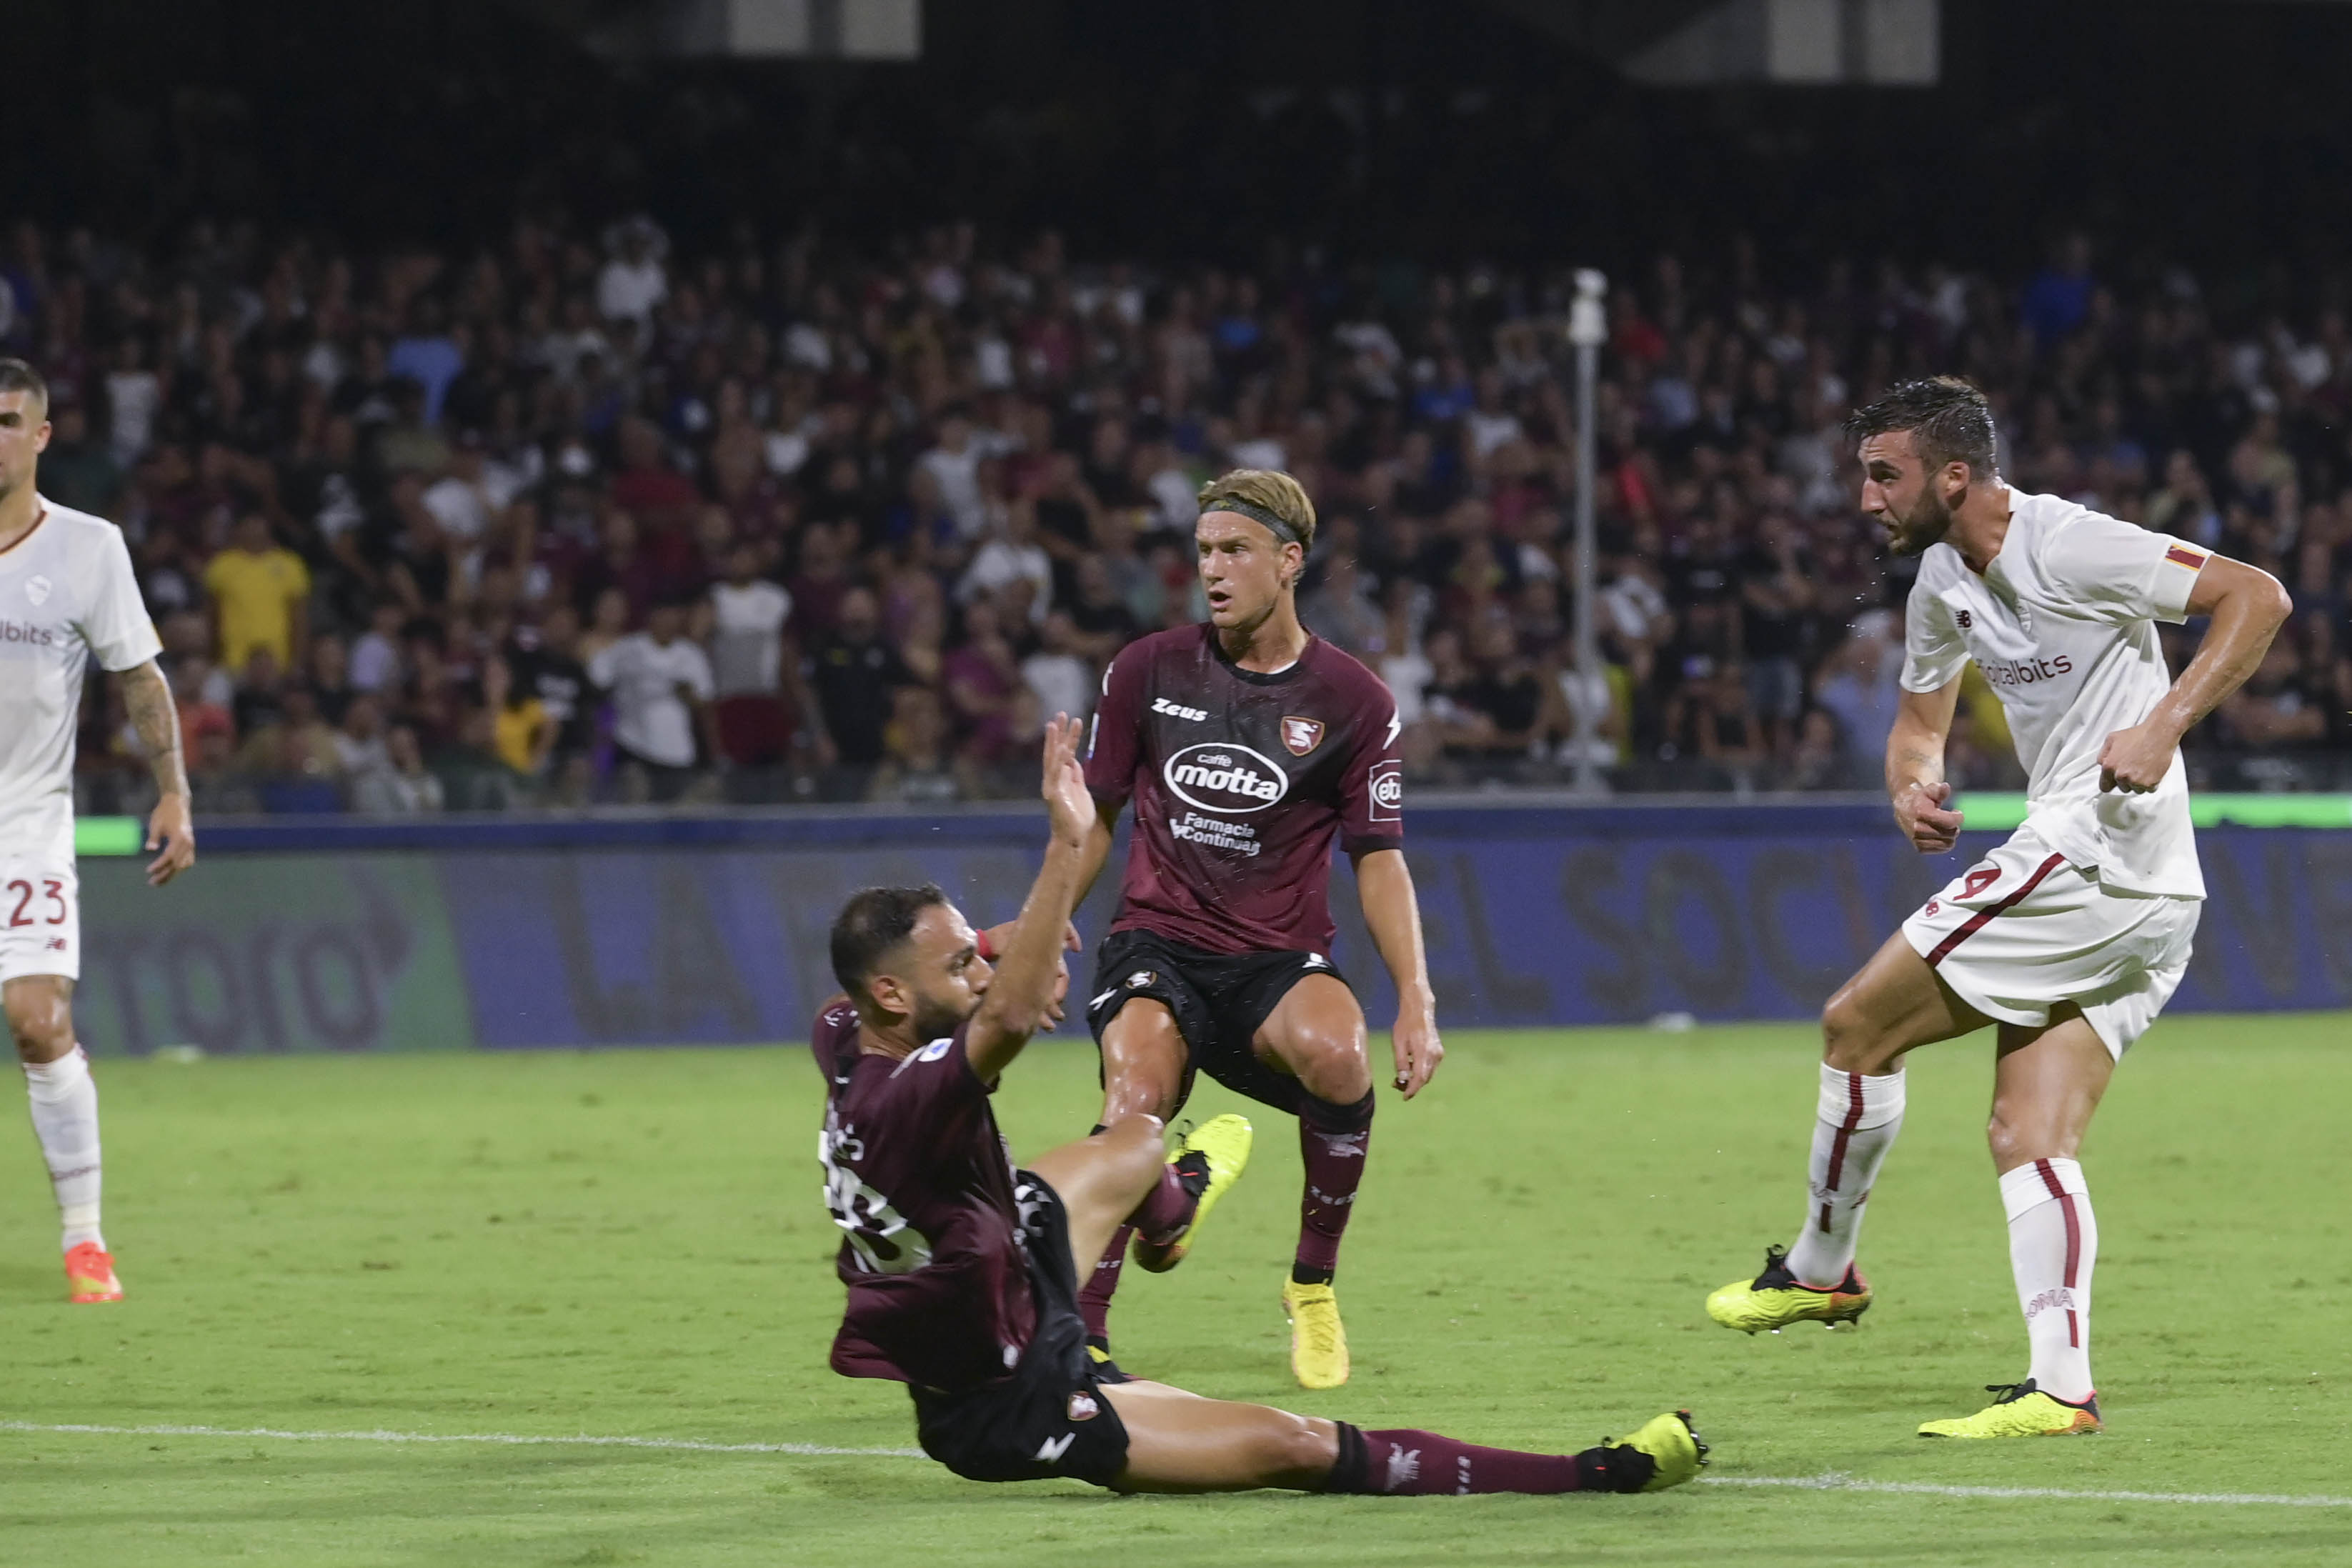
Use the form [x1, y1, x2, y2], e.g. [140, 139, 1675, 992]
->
[119, 659, 196, 886]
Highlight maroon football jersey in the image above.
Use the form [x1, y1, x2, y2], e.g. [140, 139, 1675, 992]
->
[811, 999, 1037, 1392]
[1082, 624, 1403, 956]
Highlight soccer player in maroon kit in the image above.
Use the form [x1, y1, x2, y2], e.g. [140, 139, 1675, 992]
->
[1074, 468, 1437, 1387]
[813, 716, 1706, 1495]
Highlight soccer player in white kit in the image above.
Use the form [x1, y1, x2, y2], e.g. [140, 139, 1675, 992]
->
[0, 359, 196, 1303]
[1705, 377, 2292, 1437]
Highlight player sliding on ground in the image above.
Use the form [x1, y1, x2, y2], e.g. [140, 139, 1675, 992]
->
[1071, 467, 1437, 1389]
[1705, 377, 2292, 1438]
[0, 358, 196, 1304]
[813, 716, 1705, 1496]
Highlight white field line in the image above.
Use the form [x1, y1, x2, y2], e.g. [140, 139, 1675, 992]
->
[1702, 1474, 2352, 1509]
[0, 1419, 922, 1458]
[5, 1422, 2349, 1510]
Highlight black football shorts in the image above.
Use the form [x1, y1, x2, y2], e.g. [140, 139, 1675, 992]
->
[1083, 927, 1357, 1116]
[907, 1172, 1131, 1489]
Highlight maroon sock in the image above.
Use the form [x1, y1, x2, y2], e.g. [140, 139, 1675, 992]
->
[1322, 1424, 1580, 1495]
[1078, 1224, 1130, 1342]
[1294, 1090, 1374, 1284]
[1127, 1161, 1196, 1245]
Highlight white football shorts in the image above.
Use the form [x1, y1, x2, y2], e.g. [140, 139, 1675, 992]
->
[0, 850, 80, 985]
[1901, 824, 2198, 1059]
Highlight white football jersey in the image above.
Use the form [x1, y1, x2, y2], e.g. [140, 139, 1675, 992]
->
[1902, 488, 2207, 899]
[0, 496, 163, 859]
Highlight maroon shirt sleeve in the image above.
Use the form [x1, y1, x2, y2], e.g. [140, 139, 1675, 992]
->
[1082, 641, 1149, 805]
[1337, 676, 1405, 857]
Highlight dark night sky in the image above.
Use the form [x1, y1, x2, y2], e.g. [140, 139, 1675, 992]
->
[11, 1, 2352, 288]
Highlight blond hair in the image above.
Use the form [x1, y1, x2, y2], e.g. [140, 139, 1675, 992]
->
[1195, 468, 1317, 554]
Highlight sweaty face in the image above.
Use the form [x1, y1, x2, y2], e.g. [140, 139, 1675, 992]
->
[1197, 511, 1300, 633]
[0, 391, 51, 501]
[872, 904, 991, 1042]
[1856, 431, 1957, 558]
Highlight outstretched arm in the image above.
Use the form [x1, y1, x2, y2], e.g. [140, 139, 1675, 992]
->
[1886, 677, 1963, 854]
[2099, 556, 2293, 792]
[119, 659, 196, 886]
[965, 716, 1096, 1083]
[1353, 847, 1443, 1099]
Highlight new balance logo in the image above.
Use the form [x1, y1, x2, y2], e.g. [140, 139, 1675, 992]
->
[1035, 1433, 1077, 1463]
[1152, 697, 1209, 722]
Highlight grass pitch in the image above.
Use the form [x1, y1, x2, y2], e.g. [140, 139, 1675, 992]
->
[3, 1017, 2348, 1567]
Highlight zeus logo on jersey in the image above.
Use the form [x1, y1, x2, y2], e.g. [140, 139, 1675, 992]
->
[1163, 743, 1290, 814]
[1152, 696, 1210, 722]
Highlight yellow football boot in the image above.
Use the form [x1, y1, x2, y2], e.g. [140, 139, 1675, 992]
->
[1706, 1244, 1870, 1333]
[1281, 1279, 1350, 1389]
[1132, 1114, 1253, 1273]
[1578, 1409, 1710, 1492]
[1918, 1381, 2101, 1438]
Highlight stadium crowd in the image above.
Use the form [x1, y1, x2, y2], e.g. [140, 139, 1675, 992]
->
[11, 216, 2350, 813]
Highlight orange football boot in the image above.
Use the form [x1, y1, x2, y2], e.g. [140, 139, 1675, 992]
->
[65, 1242, 123, 1304]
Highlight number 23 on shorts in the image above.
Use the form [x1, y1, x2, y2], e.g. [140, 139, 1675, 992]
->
[5, 878, 71, 927]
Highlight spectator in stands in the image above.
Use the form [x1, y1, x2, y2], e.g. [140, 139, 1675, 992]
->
[203, 514, 311, 676]
[353, 723, 445, 813]
[512, 603, 597, 803]
[349, 600, 407, 694]
[334, 693, 392, 779]
[1021, 611, 1094, 726]
[866, 684, 967, 804]
[807, 587, 910, 769]
[589, 595, 717, 803]
[23, 207, 2351, 812]
[39, 403, 123, 517]
[708, 542, 792, 698]
[484, 654, 556, 782]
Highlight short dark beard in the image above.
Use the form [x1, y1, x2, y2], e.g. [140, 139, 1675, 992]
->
[1887, 485, 1955, 557]
[910, 991, 970, 1044]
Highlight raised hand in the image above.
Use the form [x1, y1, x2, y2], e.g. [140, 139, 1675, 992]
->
[1040, 714, 1093, 847]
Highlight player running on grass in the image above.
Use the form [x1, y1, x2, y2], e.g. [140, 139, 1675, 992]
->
[812, 716, 1705, 1496]
[0, 359, 196, 1304]
[1070, 467, 1440, 1389]
[1705, 377, 2291, 1438]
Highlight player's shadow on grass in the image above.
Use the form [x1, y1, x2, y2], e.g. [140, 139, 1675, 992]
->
[0, 1260, 63, 1302]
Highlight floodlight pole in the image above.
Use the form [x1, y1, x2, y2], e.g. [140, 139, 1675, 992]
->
[1568, 268, 1607, 795]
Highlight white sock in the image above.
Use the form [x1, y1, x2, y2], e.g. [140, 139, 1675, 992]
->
[24, 1047, 104, 1252]
[2000, 1158, 2097, 1404]
[1784, 1063, 1905, 1287]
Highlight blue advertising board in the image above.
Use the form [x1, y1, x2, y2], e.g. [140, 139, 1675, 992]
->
[71, 804, 2352, 1054]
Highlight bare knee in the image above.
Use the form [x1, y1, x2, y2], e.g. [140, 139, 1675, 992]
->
[1098, 1114, 1170, 1181]
[1262, 1414, 1340, 1489]
[1277, 1031, 1370, 1104]
[1820, 992, 1896, 1075]
[1100, 1007, 1185, 1122]
[1985, 1102, 2066, 1172]
[3, 982, 74, 1064]
[1102, 1072, 1180, 1122]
